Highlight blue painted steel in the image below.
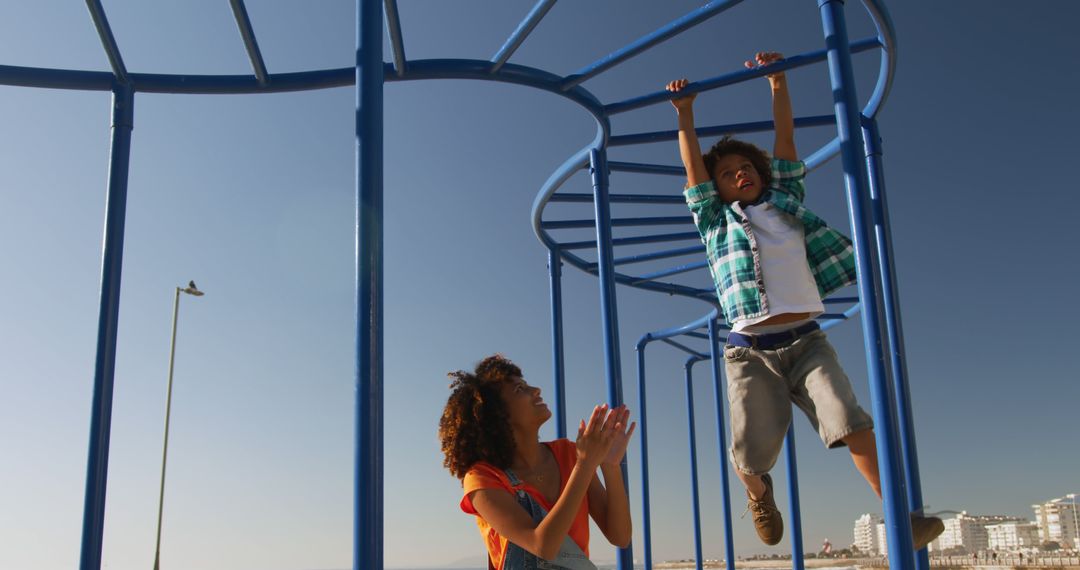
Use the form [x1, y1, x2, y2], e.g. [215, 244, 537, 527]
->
[863, 119, 929, 570]
[84, 0, 128, 83]
[605, 162, 686, 176]
[610, 115, 837, 148]
[684, 358, 705, 570]
[707, 317, 737, 570]
[491, 0, 556, 73]
[609, 245, 706, 267]
[228, 0, 269, 85]
[384, 0, 407, 77]
[818, 3, 913, 570]
[561, 0, 747, 90]
[548, 247, 568, 439]
[355, 1, 384, 570]
[631, 261, 709, 283]
[542, 216, 691, 230]
[635, 340, 655, 570]
[784, 424, 806, 570]
[79, 84, 134, 570]
[589, 148, 631, 570]
[660, 338, 709, 360]
[560, 231, 700, 251]
[604, 38, 880, 116]
[548, 193, 686, 204]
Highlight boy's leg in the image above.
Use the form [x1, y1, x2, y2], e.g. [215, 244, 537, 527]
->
[724, 344, 790, 545]
[841, 428, 882, 499]
[787, 331, 943, 550]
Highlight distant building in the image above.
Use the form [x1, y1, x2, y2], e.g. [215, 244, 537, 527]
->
[986, 521, 1040, 551]
[932, 512, 1026, 553]
[854, 514, 883, 555]
[1033, 494, 1080, 551]
[877, 522, 889, 556]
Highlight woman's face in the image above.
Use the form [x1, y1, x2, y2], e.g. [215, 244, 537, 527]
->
[500, 376, 551, 429]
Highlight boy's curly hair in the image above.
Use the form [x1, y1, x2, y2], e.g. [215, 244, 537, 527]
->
[439, 354, 524, 479]
[702, 135, 773, 189]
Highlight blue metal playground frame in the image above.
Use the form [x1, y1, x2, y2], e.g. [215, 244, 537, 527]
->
[0, 2, 933, 570]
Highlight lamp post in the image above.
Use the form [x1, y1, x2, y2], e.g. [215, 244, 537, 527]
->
[152, 281, 204, 570]
[1068, 493, 1078, 554]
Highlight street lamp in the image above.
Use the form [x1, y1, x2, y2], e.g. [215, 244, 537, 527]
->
[1068, 494, 1078, 554]
[152, 281, 204, 570]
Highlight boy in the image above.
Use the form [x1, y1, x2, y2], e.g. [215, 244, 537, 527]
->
[666, 52, 943, 550]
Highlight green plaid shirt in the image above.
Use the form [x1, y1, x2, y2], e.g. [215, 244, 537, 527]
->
[684, 158, 857, 325]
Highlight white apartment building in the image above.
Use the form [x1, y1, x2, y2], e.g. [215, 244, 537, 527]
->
[986, 521, 1041, 551]
[1033, 495, 1080, 551]
[932, 513, 1026, 553]
[854, 514, 884, 555]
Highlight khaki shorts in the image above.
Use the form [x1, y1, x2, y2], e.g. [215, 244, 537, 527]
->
[724, 329, 873, 475]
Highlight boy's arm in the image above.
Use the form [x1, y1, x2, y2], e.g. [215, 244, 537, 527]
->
[746, 52, 797, 161]
[666, 79, 711, 187]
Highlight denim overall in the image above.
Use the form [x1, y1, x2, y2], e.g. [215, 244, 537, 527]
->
[495, 469, 597, 570]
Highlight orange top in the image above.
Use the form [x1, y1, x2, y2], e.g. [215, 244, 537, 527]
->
[460, 439, 589, 570]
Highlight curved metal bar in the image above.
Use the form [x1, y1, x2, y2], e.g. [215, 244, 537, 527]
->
[560, 0, 748, 91]
[542, 216, 691, 230]
[228, 0, 270, 86]
[491, 0, 557, 73]
[384, 0, 407, 77]
[860, 0, 898, 119]
[606, 161, 686, 176]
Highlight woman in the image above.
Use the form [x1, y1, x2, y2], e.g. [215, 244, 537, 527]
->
[439, 355, 635, 570]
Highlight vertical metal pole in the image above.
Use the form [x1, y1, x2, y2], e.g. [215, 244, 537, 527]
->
[635, 341, 654, 570]
[355, 1, 384, 570]
[707, 317, 737, 570]
[79, 83, 134, 570]
[863, 119, 929, 570]
[684, 359, 704, 570]
[784, 424, 805, 570]
[548, 247, 567, 439]
[817, 2, 913, 569]
[152, 288, 181, 570]
[589, 147, 631, 570]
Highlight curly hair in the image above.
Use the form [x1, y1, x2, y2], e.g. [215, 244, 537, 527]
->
[438, 354, 524, 479]
[702, 135, 773, 189]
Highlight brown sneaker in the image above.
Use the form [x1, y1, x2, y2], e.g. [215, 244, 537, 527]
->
[910, 514, 944, 551]
[746, 473, 783, 545]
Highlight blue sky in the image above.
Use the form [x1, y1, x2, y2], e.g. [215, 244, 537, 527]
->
[1, 1, 1078, 570]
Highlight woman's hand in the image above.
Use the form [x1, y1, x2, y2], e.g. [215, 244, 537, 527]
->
[575, 404, 636, 470]
[575, 404, 619, 470]
[601, 405, 636, 467]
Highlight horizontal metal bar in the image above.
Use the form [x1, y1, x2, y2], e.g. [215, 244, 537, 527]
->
[660, 338, 709, 360]
[560, 0, 746, 90]
[819, 313, 850, 320]
[560, 231, 700, 251]
[824, 296, 858, 305]
[542, 215, 691, 230]
[84, 0, 128, 83]
[384, 0, 407, 76]
[610, 115, 837, 147]
[682, 331, 710, 340]
[603, 36, 881, 115]
[612, 244, 704, 267]
[631, 260, 708, 283]
[229, 0, 270, 86]
[606, 161, 686, 176]
[491, 0, 556, 73]
[547, 193, 685, 204]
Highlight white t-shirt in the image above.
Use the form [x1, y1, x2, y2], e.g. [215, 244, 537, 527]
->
[732, 202, 824, 333]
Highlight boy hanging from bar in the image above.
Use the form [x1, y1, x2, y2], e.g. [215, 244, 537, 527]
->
[665, 52, 943, 550]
